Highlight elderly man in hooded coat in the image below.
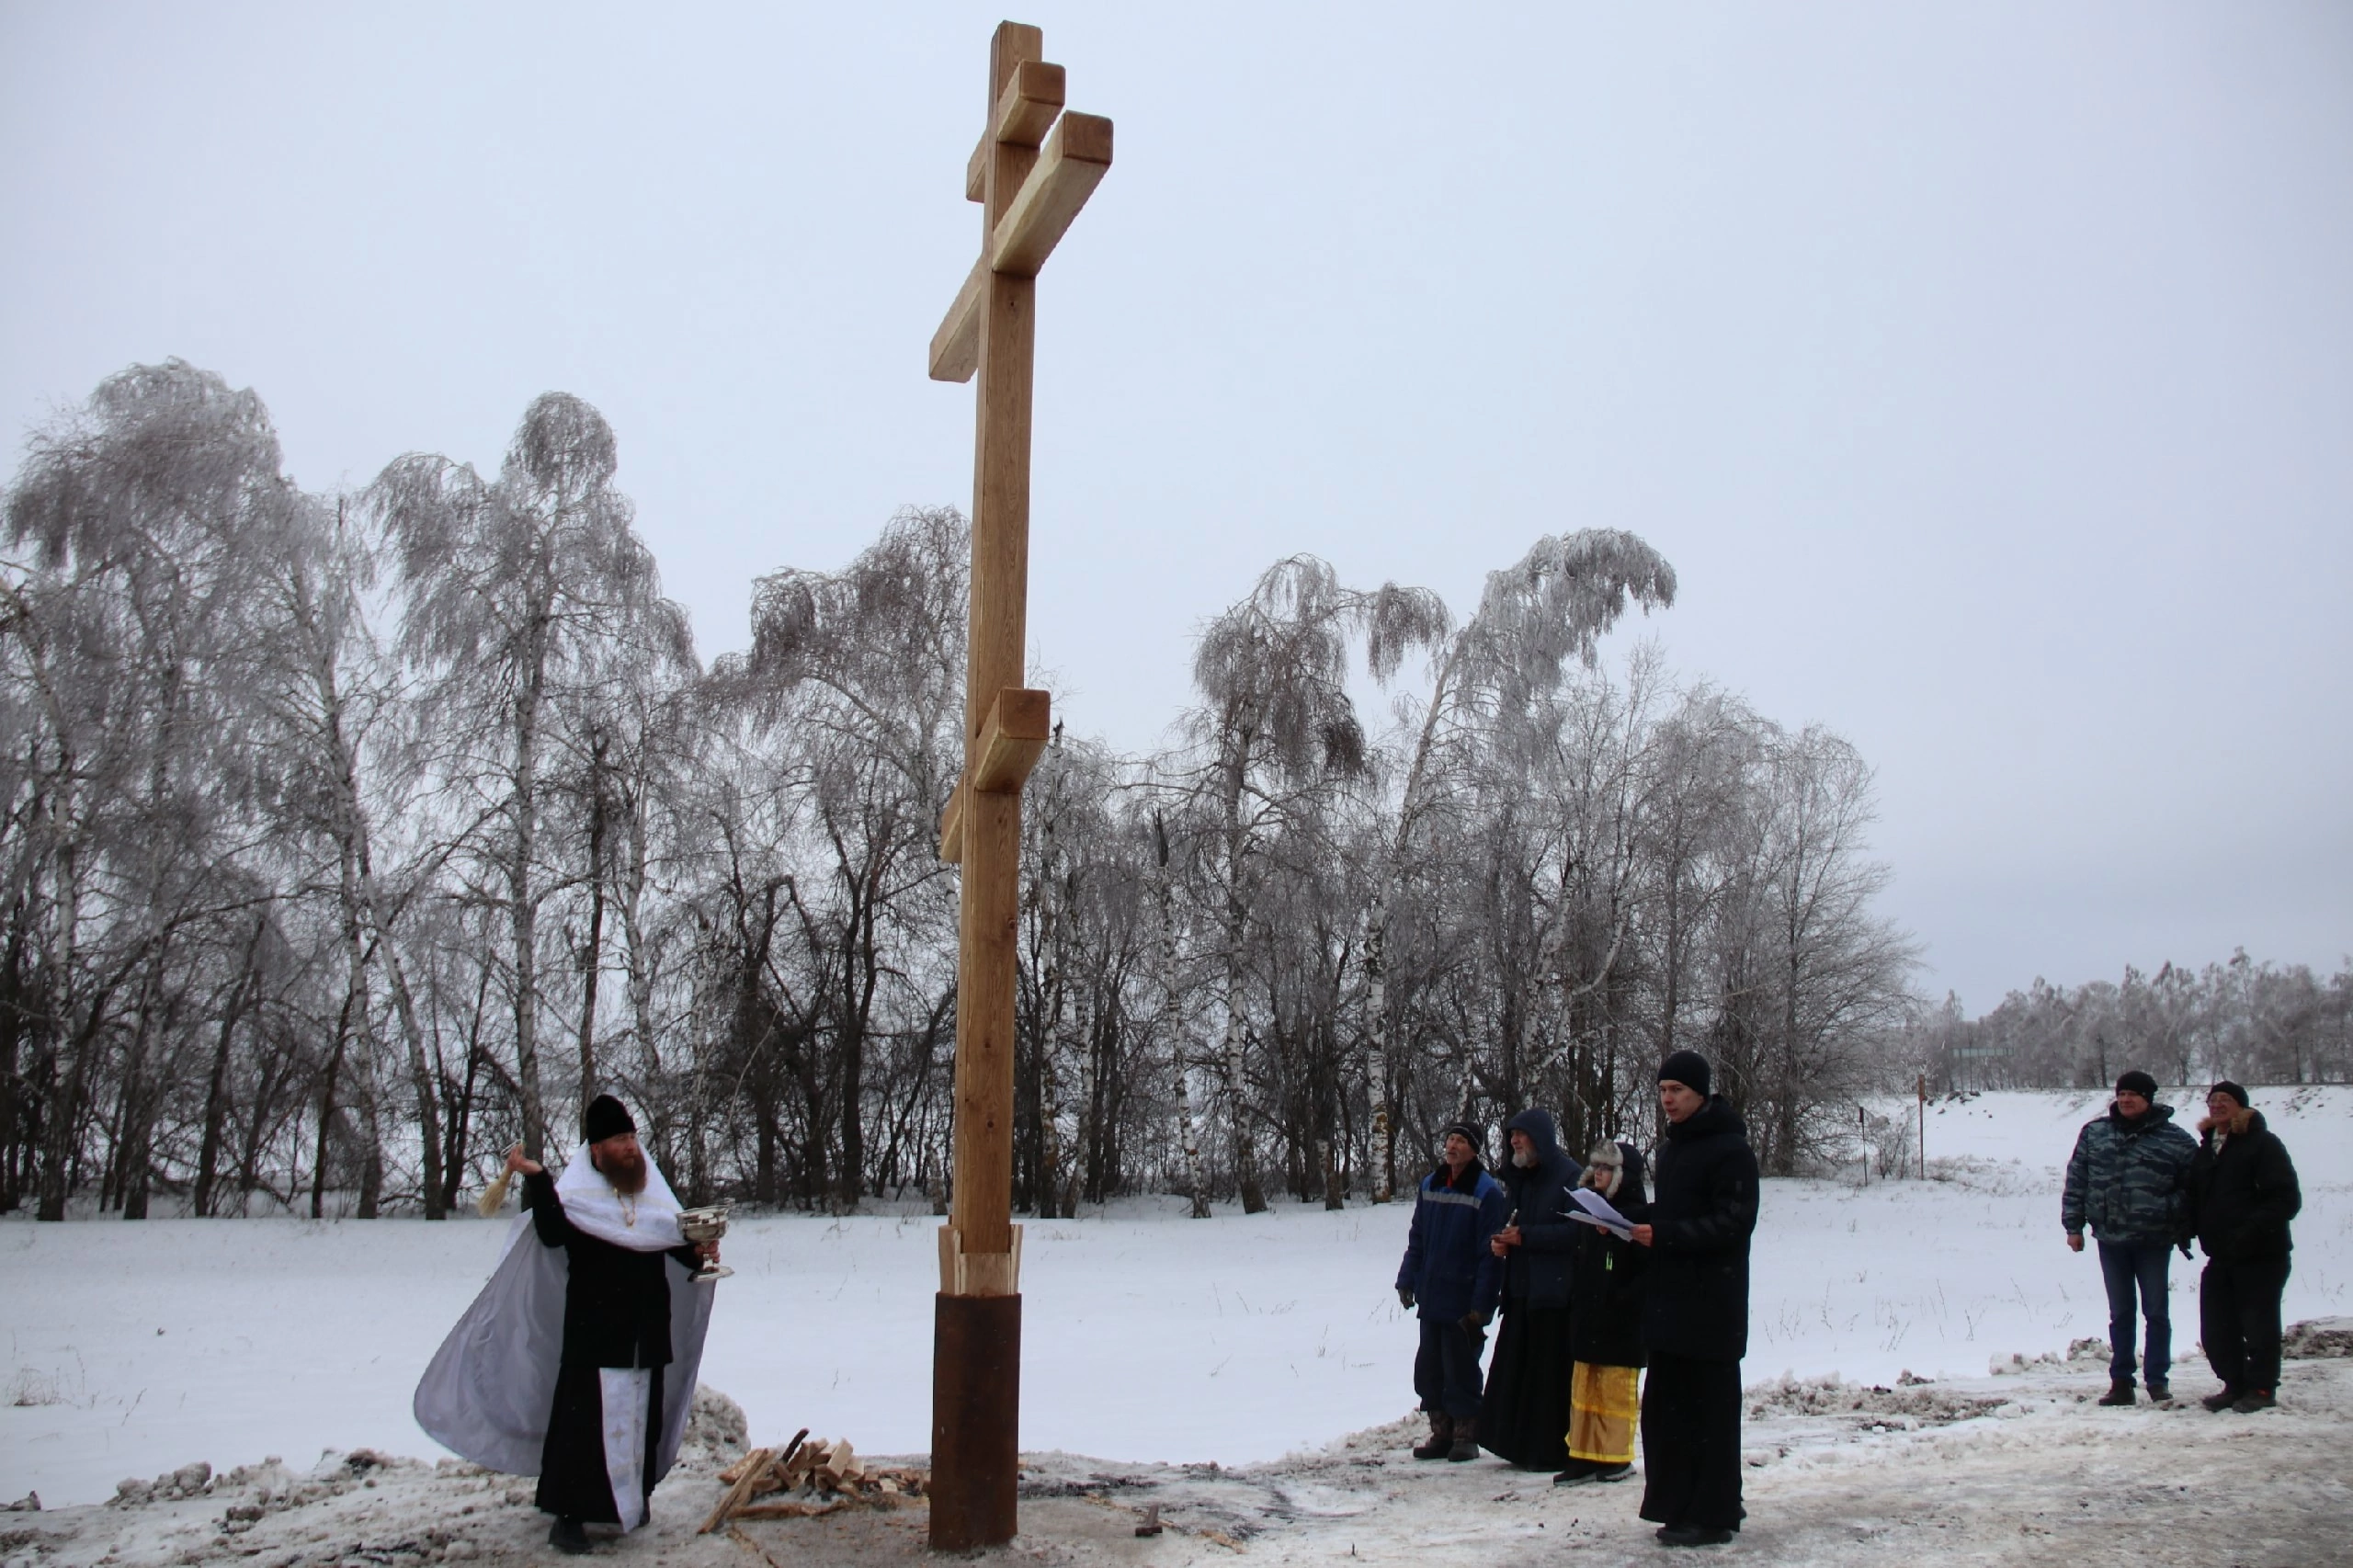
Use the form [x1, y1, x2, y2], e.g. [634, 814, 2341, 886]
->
[1482, 1108, 1584, 1470]
[415, 1096, 721, 1554]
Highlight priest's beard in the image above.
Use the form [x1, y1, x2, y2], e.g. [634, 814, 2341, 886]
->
[594, 1145, 649, 1195]
[1511, 1146, 1538, 1169]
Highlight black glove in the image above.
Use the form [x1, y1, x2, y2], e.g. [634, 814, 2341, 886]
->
[1459, 1310, 1489, 1334]
[1398, 1287, 1415, 1310]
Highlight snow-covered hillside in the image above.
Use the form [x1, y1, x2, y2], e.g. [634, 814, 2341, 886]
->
[5, 1085, 2346, 1516]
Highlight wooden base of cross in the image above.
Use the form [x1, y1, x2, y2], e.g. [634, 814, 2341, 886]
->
[924, 21, 1112, 1554]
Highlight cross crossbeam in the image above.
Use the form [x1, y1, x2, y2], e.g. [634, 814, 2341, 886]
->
[937, 686, 1051, 862]
[931, 112, 1115, 381]
[967, 59, 1066, 199]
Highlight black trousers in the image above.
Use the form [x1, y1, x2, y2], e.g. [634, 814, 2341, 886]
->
[1481, 1301, 1574, 1468]
[2200, 1256, 2291, 1396]
[536, 1362, 665, 1523]
[1639, 1350, 1745, 1532]
[1414, 1317, 1488, 1419]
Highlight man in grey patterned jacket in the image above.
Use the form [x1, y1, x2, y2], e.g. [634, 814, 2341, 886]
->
[2063, 1070, 2198, 1405]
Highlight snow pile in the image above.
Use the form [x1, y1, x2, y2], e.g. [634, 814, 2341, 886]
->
[1743, 1374, 2007, 1426]
[2282, 1316, 2353, 1358]
[108, 1460, 217, 1507]
[1988, 1335, 2111, 1376]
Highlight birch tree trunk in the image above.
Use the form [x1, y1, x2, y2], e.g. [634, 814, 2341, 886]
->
[508, 620, 550, 1158]
[192, 915, 266, 1216]
[574, 749, 609, 1115]
[1217, 734, 1267, 1214]
[1155, 818, 1210, 1218]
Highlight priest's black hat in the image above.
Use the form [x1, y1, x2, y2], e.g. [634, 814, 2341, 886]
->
[1657, 1050, 1712, 1098]
[584, 1094, 635, 1144]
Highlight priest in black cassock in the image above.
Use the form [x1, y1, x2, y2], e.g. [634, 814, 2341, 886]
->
[415, 1096, 721, 1556]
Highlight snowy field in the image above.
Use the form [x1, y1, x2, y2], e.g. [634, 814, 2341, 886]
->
[5, 1085, 2347, 1517]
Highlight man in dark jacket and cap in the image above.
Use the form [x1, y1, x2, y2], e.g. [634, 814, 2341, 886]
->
[2062, 1069, 2197, 1403]
[1554, 1138, 1647, 1486]
[1629, 1050, 1756, 1549]
[1395, 1120, 1511, 1461]
[2184, 1081, 2303, 1413]
[1481, 1108, 1583, 1470]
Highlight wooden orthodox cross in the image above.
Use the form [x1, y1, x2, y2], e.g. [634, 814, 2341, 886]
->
[925, 20, 1111, 1552]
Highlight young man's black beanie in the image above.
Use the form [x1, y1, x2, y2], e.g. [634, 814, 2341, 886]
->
[1657, 1050, 1711, 1099]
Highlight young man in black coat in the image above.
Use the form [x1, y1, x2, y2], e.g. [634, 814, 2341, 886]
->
[1554, 1139, 1647, 1486]
[2184, 1081, 2303, 1413]
[1482, 1108, 1583, 1470]
[1629, 1051, 1757, 1549]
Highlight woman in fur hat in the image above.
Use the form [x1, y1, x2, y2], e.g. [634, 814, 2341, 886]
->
[1554, 1139, 1648, 1486]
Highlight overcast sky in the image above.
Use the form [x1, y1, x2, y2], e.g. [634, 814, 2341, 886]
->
[5, 3, 2348, 1011]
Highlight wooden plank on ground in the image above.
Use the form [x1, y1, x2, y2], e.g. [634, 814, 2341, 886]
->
[698, 1430, 806, 1534]
[698, 1445, 774, 1535]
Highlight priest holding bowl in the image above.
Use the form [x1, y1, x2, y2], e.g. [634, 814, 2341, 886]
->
[415, 1096, 723, 1555]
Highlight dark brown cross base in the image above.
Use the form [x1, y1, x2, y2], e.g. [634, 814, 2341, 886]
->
[924, 21, 1112, 1553]
[928, 1292, 1020, 1546]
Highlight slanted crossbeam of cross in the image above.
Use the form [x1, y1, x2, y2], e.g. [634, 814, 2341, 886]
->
[923, 21, 1112, 1556]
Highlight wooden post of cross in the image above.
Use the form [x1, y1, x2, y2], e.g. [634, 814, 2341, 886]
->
[925, 19, 1112, 1553]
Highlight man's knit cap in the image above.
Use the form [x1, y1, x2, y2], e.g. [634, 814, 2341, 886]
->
[1657, 1050, 1711, 1099]
[1439, 1121, 1483, 1153]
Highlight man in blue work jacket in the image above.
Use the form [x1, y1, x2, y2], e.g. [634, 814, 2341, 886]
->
[1395, 1119, 1511, 1461]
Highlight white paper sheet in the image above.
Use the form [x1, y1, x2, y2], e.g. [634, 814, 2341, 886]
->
[1566, 1187, 1634, 1238]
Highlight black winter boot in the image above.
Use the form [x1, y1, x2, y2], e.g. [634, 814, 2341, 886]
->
[2200, 1387, 2239, 1413]
[1656, 1525, 1735, 1547]
[1411, 1412, 1453, 1460]
[1447, 1416, 1480, 1461]
[2097, 1380, 2135, 1406]
[548, 1517, 591, 1555]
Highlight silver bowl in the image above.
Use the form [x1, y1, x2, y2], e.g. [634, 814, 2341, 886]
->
[677, 1205, 733, 1282]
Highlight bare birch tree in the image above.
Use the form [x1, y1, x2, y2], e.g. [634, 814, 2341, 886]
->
[370, 393, 690, 1158]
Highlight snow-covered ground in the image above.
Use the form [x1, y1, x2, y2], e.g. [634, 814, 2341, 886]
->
[4, 1085, 2347, 1537]
[8, 1354, 2353, 1565]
